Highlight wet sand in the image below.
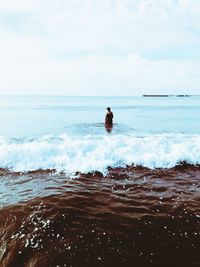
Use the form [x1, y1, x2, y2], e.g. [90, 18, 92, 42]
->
[1, 165, 200, 266]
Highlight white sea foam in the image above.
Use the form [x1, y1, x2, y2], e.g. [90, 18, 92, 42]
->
[0, 133, 200, 173]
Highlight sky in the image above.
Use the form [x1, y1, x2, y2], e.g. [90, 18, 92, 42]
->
[0, 0, 200, 96]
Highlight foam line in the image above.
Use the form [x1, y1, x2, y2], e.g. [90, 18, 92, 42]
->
[0, 133, 200, 173]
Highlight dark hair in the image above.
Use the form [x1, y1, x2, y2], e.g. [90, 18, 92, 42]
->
[107, 107, 111, 111]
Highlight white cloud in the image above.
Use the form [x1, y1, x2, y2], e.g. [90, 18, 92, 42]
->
[0, 53, 199, 95]
[0, 0, 199, 95]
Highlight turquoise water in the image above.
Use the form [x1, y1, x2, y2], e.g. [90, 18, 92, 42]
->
[0, 95, 200, 137]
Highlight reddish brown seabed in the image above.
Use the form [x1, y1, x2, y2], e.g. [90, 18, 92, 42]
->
[1, 165, 200, 266]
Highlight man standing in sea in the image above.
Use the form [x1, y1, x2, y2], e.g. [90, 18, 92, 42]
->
[105, 107, 113, 132]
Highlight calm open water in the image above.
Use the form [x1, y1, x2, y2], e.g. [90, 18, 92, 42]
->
[1, 95, 200, 137]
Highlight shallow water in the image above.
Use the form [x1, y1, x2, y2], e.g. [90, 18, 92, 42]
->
[1, 166, 200, 266]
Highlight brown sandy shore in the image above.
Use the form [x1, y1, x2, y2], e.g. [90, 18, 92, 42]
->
[1, 165, 200, 267]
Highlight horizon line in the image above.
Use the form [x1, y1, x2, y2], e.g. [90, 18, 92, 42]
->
[0, 94, 199, 97]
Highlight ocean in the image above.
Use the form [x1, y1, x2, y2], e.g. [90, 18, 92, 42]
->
[1, 95, 200, 266]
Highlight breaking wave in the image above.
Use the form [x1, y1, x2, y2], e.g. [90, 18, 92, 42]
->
[0, 133, 200, 174]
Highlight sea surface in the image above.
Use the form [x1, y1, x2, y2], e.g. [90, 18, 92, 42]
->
[1, 95, 200, 266]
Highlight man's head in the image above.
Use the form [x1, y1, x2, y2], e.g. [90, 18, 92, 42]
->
[107, 107, 111, 112]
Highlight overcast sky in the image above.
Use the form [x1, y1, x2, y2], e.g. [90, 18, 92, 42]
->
[0, 0, 200, 96]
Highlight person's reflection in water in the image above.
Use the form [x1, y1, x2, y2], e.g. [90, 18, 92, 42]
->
[105, 107, 113, 133]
